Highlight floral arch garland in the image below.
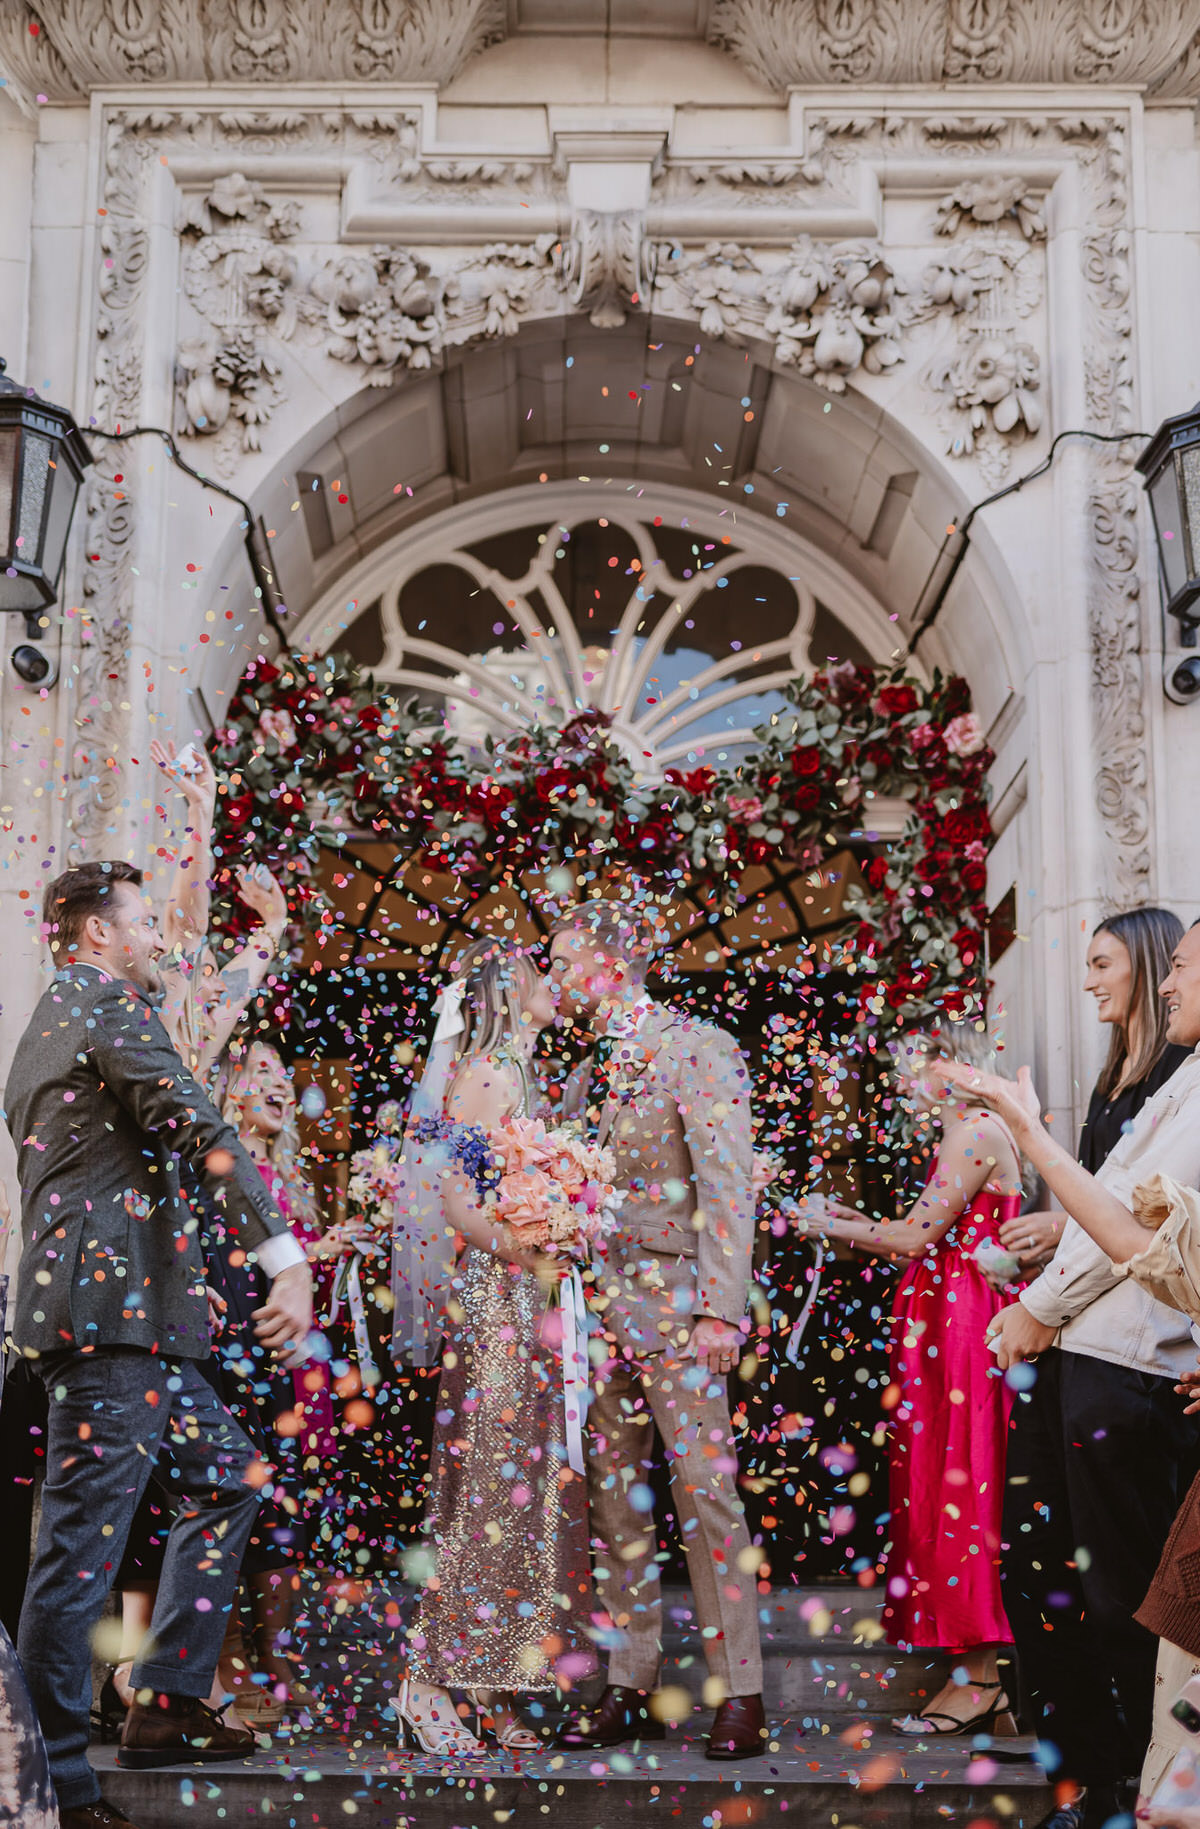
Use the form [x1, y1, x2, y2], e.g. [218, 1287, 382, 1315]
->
[210, 650, 994, 1052]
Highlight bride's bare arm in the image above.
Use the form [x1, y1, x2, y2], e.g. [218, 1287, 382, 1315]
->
[441, 1056, 543, 1271]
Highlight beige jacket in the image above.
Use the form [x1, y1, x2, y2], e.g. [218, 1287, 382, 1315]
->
[564, 1000, 756, 1356]
[1019, 1046, 1200, 1378]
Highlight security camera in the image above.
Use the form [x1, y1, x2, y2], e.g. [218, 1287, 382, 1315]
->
[9, 643, 58, 690]
[1165, 655, 1200, 705]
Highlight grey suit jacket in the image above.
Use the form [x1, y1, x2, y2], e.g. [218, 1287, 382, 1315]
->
[566, 1001, 756, 1355]
[4, 965, 288, 1361]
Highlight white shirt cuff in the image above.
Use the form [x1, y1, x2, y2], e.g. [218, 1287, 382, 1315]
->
[1019, 1279, 1061, 1328]
[253, 1230, 308, 1279]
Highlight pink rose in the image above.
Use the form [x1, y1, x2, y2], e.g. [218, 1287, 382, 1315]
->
[909, 722, 938, 750]
[965, 840, 988, 863]
[727, 795, 765, 823]
[256, 708, 298, 752]
[943, 713, 985, 757]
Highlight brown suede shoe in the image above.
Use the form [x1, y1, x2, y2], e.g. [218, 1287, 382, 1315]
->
[116, 1690, 257, 1769]
[557, 1684, 667, 1750]
[61, 1802, 142, 1829]
[706, 1692, 768, 1760]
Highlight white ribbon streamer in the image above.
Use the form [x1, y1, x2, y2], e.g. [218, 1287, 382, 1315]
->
[560, 1265, 589, 1475]
[327, 1245, 381, 1388]
[785, 1239, 826, 1367]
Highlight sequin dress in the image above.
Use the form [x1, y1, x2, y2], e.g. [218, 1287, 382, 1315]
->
[406, 1070, 594, 1692]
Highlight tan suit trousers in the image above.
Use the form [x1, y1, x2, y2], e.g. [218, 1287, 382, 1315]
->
[586, 1348, 764, 1697]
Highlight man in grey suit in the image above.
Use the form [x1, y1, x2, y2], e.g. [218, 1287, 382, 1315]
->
[549, 900, 765, 1761]
[5, 861, 313, 1829]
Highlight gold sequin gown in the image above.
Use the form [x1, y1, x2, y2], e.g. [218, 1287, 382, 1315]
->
[407, 1070, 594, 1692]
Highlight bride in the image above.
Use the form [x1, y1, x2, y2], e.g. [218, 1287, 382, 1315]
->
[390, 937, 595, 1755]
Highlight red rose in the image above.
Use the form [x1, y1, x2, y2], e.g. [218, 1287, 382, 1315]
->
[357, 704, 383, 733]
[875, 684, 918, 718]
[962, 862, 987, 894]
[791, 746, 822, 777]
[666, 766, 716, 797]
[864, 856, 891, 891]
[792, 784, 820, 813]
[939, 806, 990, 847]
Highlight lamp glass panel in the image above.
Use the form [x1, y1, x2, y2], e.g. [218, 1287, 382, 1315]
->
[1179, 443, 1200, 581]
[39, 444, 80, 587]
[1150, 461, 1188, 598]
[0, 428, 17, 556]
[0, 568, 48, 613]
[16, 431, 51, 566]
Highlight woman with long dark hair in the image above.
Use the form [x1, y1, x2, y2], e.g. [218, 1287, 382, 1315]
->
[967, 907, 1195, 1829]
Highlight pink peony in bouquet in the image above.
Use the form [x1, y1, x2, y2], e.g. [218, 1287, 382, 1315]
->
[485, 1115, 622, 1259]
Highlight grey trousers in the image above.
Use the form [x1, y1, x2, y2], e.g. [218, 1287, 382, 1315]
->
[586, 1347, 764, 1698]
[18, 1348, 261, 1811]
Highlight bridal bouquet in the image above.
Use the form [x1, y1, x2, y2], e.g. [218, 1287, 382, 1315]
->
[316, 1104, 407, 1262]
[485, 1116, 623, 1261]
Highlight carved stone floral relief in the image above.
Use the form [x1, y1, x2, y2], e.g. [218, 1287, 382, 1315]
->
[73, 100, 1151, 907]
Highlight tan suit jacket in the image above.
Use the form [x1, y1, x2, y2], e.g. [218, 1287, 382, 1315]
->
[565, 1001, 756, 1355]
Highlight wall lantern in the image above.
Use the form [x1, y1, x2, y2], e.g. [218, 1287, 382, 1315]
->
[0, 358, 93, 631]
[1136, 401, 1200, 648]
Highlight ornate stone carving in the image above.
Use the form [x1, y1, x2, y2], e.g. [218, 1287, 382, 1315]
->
[706, 0, 1200, 92]
[934, 176, 1046, 241]
[0, 0, 507, 101]
[312, 247, 444, 381]
[926, 335, 1043, 465]
[175, 172, 301, 448]
[69, 114, 159, 860]
[915, 230, 1044, 477]
[560, 212, 654, 332]
[766, 237, 904, 391]
[444, 238, 559, 340]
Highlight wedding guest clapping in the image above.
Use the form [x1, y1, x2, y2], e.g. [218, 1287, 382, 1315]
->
[941, 915, 1200, 1829]
[823, 1020, 1025, 1738]
[152, 738, 289, 1082]
[996, 910, 1187, 1277]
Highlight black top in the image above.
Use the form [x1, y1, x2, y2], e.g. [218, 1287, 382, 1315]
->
[1077, 1042, 1193, 1174]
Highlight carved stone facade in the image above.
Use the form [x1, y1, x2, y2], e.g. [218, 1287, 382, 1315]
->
[1, 3, 1197, 1132]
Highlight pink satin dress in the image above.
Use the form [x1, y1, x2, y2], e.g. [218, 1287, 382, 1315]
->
[881, 1159, 1022, 1653]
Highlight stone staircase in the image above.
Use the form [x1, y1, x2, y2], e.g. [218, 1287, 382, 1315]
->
[97, 1578, 1053, 1829]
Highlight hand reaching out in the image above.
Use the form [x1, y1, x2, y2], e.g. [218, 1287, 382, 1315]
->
[235, 863, 288, 935]
[151, 737, 217, 817]
[940, 1059, 1044, 1132]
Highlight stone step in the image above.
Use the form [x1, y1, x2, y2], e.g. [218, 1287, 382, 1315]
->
[95, 1731, 1052, 1829]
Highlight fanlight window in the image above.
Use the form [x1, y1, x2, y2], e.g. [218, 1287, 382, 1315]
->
[340, 507, 873, 769]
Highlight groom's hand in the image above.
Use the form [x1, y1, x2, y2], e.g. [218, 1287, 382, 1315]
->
[253, 1261, 314, 1370]
[686, 1315, 741, 1376]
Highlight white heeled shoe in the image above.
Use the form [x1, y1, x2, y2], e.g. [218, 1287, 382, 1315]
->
[393, 1677, 487, 1756]
[469, 1688, 542, 1752]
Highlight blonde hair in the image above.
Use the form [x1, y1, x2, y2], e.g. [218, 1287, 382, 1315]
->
[899, 1018, 1033, 1191]
[451, 936, 537, 1065]
[222, 1040, 319, 1231]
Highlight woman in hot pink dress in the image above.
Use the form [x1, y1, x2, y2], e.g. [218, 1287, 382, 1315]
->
[824, 1021, 1026, 1738]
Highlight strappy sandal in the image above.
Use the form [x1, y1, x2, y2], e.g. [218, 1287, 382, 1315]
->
[469, 1688, 543, 1752]
[394, 1678, 488, 1756]
[893, 1680, 1018, 1738]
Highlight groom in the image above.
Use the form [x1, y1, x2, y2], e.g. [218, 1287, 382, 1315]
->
[550, 900, 765, 1760]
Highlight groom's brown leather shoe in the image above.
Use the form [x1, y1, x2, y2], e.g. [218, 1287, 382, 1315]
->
[557, 1684, 667, 1749]
[116, 1690, 256, 1768]
[706, 1692, 767, 1760]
